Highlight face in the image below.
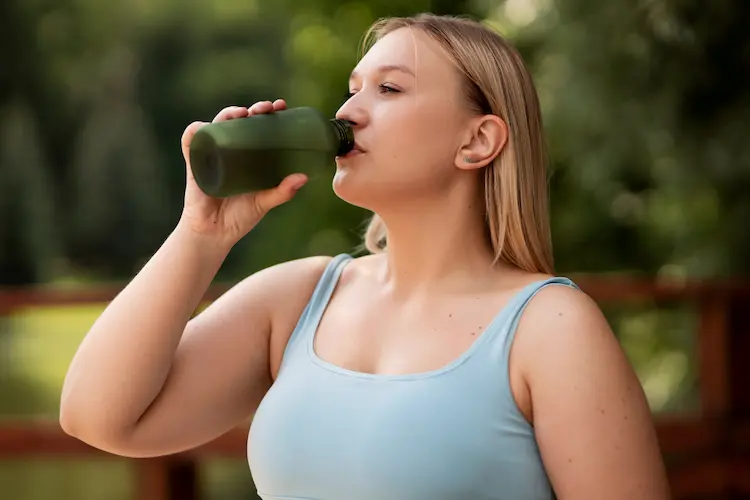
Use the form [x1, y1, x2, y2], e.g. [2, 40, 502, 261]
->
[332, 27, 476, 211]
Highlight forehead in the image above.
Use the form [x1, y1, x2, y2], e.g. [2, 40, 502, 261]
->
[353, 27, 456, 82]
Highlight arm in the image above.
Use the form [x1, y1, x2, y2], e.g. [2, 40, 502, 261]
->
[515, 285, 671, 499]
[60, 222, 331, 458]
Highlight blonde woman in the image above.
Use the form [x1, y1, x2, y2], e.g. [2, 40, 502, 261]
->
[60, 13, 671, 500]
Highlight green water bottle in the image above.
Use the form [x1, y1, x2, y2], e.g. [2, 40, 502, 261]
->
[188, 107, 354, 197]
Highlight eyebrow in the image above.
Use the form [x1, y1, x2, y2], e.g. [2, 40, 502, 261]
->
[349, 64, 415, 81]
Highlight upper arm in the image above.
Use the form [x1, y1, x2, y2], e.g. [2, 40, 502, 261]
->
[516, 285, 671, 499]
[124, 255, 332, 457]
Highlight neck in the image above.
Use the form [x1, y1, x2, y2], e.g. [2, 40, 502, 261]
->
[374, 185, 504, 296]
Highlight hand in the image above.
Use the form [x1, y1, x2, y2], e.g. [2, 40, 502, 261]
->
[178, 99, 308, 247]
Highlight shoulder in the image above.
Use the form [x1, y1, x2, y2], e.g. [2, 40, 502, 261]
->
[521, 279, 606, 335]
[201, 254, 335, 330]
[514, 280, 616, 382]
[254, 254, 336, 288]
[232, 255, 335, 378]
[511, 280, 671, 497]
[252, 255, 338, 313]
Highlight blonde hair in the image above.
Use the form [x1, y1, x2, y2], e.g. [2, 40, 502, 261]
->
[360, 13, 554, 275]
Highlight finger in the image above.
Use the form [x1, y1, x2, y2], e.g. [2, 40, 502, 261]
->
[212, 106, 249, 123]
[252, 174, 308, 214]
[181, 121, 208, 162]
[272, 99, 287, 111]
[248, 101, 274, 115]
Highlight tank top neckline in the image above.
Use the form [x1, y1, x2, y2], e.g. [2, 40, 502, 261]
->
[303, 254, 569, 382]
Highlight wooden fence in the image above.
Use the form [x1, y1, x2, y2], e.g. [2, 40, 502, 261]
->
[1, 277, 749, 499]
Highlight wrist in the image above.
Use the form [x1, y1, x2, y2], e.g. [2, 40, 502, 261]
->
[173, 219, 237, 262]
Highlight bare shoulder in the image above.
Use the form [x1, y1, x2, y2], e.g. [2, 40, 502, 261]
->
[197, 254, 334, 328]
[513, 283, 671, 499]
[514, 282, 631, 396]
[250, 255, 335, 302]
[235, 255, 335, 377]
[513, 281, 630, 406]
[520, 280, 608, 336]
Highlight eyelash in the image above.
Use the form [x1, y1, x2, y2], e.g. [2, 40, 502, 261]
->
[346, 84, 399, 100]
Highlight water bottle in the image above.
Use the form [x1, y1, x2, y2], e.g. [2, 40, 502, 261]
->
[189, 107, 354, 197]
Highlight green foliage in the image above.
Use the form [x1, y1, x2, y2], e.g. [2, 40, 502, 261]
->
[504, 0, 750, 277]
[0, 0, 747, 497]
[2, 0, 748, 282]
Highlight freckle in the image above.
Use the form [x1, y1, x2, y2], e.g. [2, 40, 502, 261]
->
[471, 331, 476, 336]
[558, 312, 563, 316]
[600, 409, 605, 414]
[449, 313, 453, 318]
[568, 458, 573, 463]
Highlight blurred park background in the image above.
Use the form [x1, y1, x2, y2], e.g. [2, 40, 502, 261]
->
[1, 0, 749, 498]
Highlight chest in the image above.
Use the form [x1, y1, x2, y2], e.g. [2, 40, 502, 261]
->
[248, 360, 552, 500]
[313, 291, 504, 376]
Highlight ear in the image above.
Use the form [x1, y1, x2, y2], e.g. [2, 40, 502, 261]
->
[455, 114, 508, 170]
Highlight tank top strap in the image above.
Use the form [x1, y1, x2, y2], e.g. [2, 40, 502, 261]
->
[305, 253, 353, 326]
[281, 253, 353, 359]
[482, 276, 579, 366]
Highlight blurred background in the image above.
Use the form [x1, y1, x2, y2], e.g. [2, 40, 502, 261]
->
[1, 0, 749, 498]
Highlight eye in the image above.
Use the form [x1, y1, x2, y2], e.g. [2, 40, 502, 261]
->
[378, 84, 399, 94]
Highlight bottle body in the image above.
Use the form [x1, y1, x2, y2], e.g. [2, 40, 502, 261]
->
[189, 107, 353, 197]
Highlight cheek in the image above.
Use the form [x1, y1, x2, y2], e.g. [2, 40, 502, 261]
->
[377, 105, 459, 169]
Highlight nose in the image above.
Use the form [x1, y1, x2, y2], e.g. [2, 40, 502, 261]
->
[335, 94, 367, 129]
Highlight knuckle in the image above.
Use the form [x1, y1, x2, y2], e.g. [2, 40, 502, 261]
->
[252, 194, 268, 216]
[214, 106, 239, 121]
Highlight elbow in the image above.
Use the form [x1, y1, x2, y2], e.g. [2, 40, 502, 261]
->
[58, 390, 93, 439]
[58, 394, 84, 439]
[58, 406, 107, 449]
[58, 405, 77, 438]
[58, 402, 135, 457]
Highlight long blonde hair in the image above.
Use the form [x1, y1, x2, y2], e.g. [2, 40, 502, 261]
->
[360, 14, 554, 275]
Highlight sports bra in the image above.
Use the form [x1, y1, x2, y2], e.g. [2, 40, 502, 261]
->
[248, 254, 576, 499]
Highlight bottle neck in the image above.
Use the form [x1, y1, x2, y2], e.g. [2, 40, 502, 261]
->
[329, 119, 355, 156]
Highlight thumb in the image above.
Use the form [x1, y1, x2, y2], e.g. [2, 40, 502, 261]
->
[252, 174, 308, 213]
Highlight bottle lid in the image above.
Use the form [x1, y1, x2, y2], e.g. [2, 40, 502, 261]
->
[329, 119, 355, 156]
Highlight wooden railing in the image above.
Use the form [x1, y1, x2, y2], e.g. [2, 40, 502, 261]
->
[1, 277, 749, 499]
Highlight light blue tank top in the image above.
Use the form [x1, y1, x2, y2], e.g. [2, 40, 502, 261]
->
[248, 254, 577, 500]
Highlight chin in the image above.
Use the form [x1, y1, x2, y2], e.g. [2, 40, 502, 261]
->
[332, 170, 368, 209]
[331, 168, 386, 211]
[332, 158, 422, 212]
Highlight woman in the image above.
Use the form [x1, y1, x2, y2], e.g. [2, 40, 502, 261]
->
[60, 13, 671, 500]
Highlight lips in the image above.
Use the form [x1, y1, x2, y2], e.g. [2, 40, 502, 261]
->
[338, 141, 365, 158]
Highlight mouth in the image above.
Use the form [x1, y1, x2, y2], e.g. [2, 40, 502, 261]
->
[337, 143, 366, 159]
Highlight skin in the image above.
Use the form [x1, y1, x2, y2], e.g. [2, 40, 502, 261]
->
[60, 26, 671, 499]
